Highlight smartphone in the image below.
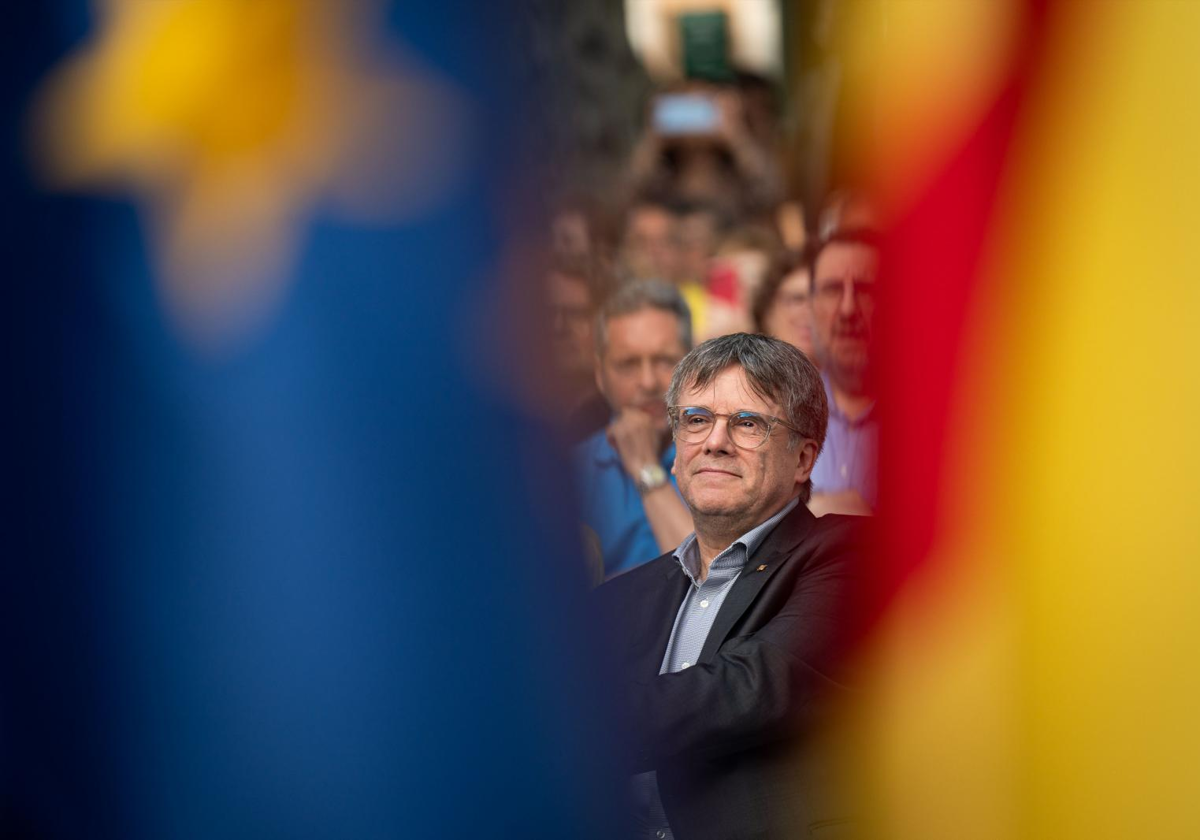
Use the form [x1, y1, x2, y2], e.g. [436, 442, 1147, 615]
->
[653, 93, 719, 136]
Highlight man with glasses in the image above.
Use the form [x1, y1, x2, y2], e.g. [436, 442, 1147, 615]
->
[807, 228, 880, 517]
[598, 333, 864, 839]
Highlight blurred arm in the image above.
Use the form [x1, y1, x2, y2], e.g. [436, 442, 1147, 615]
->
[606, 409, 694, 553]
[808, 489, 873, 518]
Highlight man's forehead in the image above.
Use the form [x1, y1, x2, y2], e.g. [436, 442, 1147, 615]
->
[815, 241, 879, 275]
[605, 308, 684, 354]
[679, 366, 781, 413]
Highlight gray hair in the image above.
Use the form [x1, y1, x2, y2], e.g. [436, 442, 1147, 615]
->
[666, 333, 828, 502]
[595, 279, 692, 358]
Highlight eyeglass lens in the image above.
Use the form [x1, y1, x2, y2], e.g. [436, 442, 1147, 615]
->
[675, 408, 772, 448]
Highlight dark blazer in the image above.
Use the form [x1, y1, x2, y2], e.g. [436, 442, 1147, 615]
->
[598, 503, 865, 840]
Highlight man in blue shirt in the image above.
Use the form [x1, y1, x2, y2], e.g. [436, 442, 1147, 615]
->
[573, 280, 695, 578]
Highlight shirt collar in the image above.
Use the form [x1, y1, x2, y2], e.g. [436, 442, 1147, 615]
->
[672, 496, 800, 586]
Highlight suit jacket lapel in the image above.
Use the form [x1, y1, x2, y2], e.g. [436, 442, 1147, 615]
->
[697, 503, 817, 665]
[632, 559, 691, 681]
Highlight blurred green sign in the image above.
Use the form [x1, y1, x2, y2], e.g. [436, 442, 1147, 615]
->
[680, 10, 731, 81]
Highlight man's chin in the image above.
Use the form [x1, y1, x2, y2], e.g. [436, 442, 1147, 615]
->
[684, 493, 746, 519]
[830, 348, 870, 381]
[832, 336, 868, 356]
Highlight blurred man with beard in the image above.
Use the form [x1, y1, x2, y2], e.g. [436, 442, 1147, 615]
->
[807, 229, 880, 516]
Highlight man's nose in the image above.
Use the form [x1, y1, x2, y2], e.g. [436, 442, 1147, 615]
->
[638, 360, 659, 391]
[838, 280, 859, 316]
[702, 416, 734, 453]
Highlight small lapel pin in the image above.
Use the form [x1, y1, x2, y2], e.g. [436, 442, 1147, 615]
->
[756, 564, 767, 572]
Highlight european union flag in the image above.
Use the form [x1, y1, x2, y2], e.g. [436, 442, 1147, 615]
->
[6, 2, 623, 838]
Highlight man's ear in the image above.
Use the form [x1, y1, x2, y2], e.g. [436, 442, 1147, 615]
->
[793, 439, 819, 486]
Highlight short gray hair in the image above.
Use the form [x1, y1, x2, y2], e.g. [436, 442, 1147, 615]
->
[595, 279, 692, 357]
[666, 333, 828, 502]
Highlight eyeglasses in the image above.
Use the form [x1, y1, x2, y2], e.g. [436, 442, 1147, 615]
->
[813, 277, 876, 307]
[668, 406, 800, 450]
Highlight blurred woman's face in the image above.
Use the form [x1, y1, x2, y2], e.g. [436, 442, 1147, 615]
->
[763, 267, 816, 361]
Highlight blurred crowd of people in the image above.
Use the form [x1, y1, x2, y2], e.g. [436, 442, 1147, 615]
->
[537, 74, 881, 581]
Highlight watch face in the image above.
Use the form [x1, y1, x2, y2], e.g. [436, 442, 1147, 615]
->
[639, 464, 667, 490]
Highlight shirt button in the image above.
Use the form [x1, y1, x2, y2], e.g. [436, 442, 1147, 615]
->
[700, 599, 709, 608]
[840, 463, 848, 478]
[681, 662, 690, 669]
[656, 831, 667, 839]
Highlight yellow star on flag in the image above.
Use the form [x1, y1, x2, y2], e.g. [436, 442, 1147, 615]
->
[32, 0, 466, 350]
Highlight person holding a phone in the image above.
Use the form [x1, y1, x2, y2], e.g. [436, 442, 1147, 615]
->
[627, 84, 783, 219]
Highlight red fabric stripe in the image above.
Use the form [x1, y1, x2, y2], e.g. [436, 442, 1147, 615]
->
[871, 0, 1054, 615]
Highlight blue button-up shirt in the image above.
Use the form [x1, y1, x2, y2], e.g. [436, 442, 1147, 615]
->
[631, 497, 800, 839]
[810, 372, 878, 509]
[572, 429, 679, 577]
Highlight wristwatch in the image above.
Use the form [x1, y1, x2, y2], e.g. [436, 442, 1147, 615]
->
[635, 463, 669, 495]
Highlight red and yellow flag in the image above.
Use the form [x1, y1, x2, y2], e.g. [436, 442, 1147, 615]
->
[837, 1, 1200, 837]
